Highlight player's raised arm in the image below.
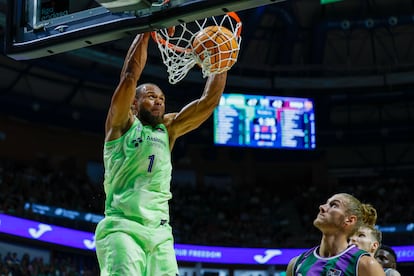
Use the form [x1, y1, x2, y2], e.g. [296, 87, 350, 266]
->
[105, 33, 150, 141]
[165, 71, 227, 148]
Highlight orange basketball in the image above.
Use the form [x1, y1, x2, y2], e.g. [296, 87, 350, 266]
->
[192, 26, 239, 72]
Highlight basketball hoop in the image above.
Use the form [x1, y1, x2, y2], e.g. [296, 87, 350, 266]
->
[151, 12, 242, 84]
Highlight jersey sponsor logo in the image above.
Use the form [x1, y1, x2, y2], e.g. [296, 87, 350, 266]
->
[327, 268, 342, 276]
[146, 135, 167, 147]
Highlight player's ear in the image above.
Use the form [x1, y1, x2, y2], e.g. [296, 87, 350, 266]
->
[131, 98, 139, 112]
[344, 215, 357, 226]
[372, 241, 380, 252]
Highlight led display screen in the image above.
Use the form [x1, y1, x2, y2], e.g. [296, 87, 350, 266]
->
[214, 94, 316, 150]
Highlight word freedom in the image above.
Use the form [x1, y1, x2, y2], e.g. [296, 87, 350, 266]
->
[175, 248, 222, 259]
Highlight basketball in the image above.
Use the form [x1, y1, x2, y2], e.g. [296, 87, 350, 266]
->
[192, 26, 239, 73]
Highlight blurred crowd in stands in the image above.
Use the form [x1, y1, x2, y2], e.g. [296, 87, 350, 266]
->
[0, 251, 98, 276]
[1, 157, 413, 275]
[1, 157, 413, 247]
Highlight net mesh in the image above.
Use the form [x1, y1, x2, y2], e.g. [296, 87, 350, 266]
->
[152, 13, 242, 84]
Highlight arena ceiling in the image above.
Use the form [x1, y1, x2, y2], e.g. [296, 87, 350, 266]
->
[1, 0, 414, 137]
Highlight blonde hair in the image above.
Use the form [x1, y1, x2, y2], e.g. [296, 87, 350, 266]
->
[338, 193, 378, 237]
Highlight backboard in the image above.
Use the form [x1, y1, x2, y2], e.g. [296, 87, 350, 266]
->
[5, 0, 286, 60]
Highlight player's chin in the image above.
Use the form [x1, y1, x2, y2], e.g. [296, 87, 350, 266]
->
[313, 218, 323, 227]
[153, 115, 164, 124]
[151, 109, 163, 116]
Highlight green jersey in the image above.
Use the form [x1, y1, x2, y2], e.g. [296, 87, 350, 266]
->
[103, 117, 172, 228]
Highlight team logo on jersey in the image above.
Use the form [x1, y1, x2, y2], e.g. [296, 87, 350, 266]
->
[132, 137, 143, 148]
[327, 268, 342, 276]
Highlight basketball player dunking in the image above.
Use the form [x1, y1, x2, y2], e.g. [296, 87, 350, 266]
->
[94, 30, 232, 275]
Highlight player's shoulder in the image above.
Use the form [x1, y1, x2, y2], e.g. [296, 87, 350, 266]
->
[358, 255, 386, 275]
[285, 256, 299, 276]
[163, 112, 178, 127]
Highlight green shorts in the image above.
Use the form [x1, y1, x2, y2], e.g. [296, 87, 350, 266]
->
[95, 216, 179, 276]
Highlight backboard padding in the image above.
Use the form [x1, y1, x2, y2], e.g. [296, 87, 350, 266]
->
[5, 0, 286, 60]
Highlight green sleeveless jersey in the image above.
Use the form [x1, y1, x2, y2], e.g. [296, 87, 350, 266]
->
[103, 118, 172, 228]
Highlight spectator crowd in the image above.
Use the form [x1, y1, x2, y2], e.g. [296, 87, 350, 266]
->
[0, 157, 413, 275]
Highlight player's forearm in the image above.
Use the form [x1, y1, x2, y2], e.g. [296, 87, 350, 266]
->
[106, 33, 150, 135]
[120, 33, 150, 81]
[201, 71, 227, 107]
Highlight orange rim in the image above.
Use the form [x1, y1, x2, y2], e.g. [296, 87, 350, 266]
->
[150, 31, 191, 53]
[227, 11, 242, 38]
[151, 11, 242, 53]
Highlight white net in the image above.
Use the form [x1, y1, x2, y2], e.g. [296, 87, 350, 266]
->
[152, 12, 242, 84]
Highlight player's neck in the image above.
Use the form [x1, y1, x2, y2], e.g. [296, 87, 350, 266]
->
[319, 236, 349, 257]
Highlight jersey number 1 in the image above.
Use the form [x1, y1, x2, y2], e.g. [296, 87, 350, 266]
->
[147, 155, 155, 172]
